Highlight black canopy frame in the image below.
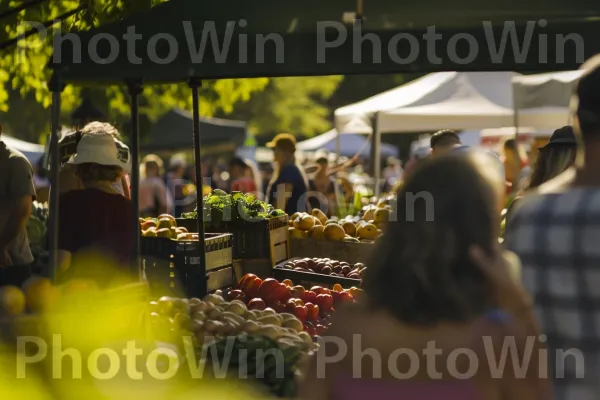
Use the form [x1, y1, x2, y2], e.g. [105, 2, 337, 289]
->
[47, 0, 600, 286]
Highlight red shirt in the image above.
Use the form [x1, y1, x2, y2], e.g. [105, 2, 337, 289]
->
[58, 188, 134, 267]
[231, 177, 257, 194]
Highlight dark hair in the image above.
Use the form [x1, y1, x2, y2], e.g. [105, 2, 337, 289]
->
[430, 130, 460, 149]
[575, 55, 600, 136]
[363, 154, 497, 325]
[229, 157, 248, 169]
[76, 163, 122, 183]
[527, 145, 576, 189]
[315, 157, 328, 165]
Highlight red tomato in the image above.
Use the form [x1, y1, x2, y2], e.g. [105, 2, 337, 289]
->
[331, 291, 341, 305]
[311, 286, 331, 296]
[284, 301, 296, 314]
[267, 300, 285, 313]
[247, 298, 266, 311]
[315, 293, 333, 312]
[304, 302, 319, 322]
[238, 273, 258, 291]
[277, 283, 292, 303]
[246, 277, 263, 299]
[294, 305, 307, 323]
[257, 278, 281, 303]
[303, 290, 317, 304]
[338, 291, 353, 304]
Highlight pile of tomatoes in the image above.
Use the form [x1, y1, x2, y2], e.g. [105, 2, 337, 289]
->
[225, 274, 363, 336]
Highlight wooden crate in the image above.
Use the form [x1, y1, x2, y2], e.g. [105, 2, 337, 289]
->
[232, 258, 273, 281]
[288, 237, 374, 264]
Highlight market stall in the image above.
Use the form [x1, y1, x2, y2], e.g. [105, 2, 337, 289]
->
[26, 0, 600, 397]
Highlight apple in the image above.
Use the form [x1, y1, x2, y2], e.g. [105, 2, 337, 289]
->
[341, 266, 351, 276]
[338, 291, 353, 304]
[332, 265, 343, 274]
[248, 298, 266, 310]
[226, 289, 247, 303]
[347, 273, 360, 279]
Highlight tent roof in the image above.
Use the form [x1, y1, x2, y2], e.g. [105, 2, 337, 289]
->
[335, 71, 516, 133]
[1, 135, 45, 163]
[296, 129, 398, 158]
[335, 71, 573, 133]
[50, 0, 600, 82]
[512, 70, 583, 109]
[142, 108, 247, 151]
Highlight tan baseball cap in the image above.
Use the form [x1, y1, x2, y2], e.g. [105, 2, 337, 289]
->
[266, 133, 296, 152]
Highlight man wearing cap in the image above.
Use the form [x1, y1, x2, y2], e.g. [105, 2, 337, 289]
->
[0, 123, 36, 286]
[266, 133, 309, 215]
[505, 55, 600, 400]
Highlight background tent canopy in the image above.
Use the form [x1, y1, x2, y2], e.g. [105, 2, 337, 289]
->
[335, 71, 574, 133]
[512, 70, 583, 109]
[142, 108, 247, 151]
[49, 0, 600, 83]
[296, 129, 399, 159]
[1, 135, 44, 164]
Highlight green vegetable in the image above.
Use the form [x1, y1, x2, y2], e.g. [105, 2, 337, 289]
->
[182, 191, 285, 226]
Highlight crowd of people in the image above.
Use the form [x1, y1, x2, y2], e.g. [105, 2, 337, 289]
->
[1, 55, 600, 399]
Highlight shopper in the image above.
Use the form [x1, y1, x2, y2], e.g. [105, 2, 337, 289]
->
[165, 154, 187, 217]
[430, 129, 462, 155]
[229, 157, 258, 194]
[506, 55, 600, 400]
[506, 126, 577, 220]
[300, 153, 548, 400]
[58, 126, 131, 199]
[0, 123, 36, 286]
[139, 154, 173, 217]
[57, 123, 133, 285]
[266, 133, 308, 215]
[308, 157, 335, 214]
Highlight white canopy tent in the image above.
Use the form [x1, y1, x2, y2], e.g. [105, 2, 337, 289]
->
[334, 71, 572, 180]
[512, 71, 582, 109]
[512, 71, 583, 129]
[1, 135, 45, 164]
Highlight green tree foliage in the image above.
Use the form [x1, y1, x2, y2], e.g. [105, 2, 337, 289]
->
[0, 0, 268, 141]
[219, 76, 343, 138]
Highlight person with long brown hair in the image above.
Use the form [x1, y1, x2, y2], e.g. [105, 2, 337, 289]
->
[299, 152, 548, 400]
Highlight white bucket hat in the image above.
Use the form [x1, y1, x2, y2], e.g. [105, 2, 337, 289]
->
[68, 132, 131, 174]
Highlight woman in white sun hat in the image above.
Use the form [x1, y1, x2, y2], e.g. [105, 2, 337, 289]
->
[57, 122, 134, 285]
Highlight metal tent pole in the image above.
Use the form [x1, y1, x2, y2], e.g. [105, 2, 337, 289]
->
[127, 80, 143, 278]
[48, 74, 64, 282]
[189, 78, 207, 296]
